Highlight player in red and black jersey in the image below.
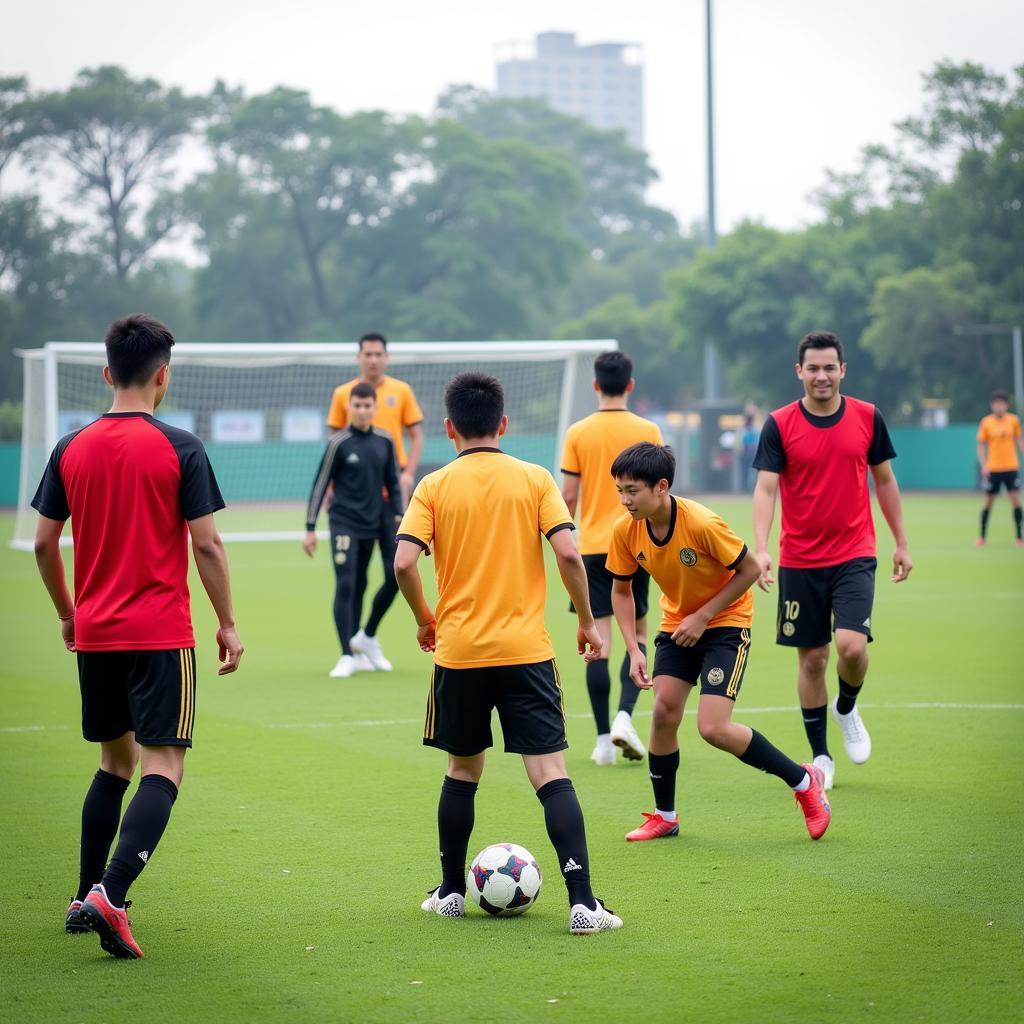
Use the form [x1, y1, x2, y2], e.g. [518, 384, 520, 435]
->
[752, 332, 912, 790]
[32, 314, 244, 958]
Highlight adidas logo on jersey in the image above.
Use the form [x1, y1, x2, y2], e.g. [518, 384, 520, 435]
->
[563, 858, 582, 873]
[636, 552, 647, 561]
[346, 452, 360, 463]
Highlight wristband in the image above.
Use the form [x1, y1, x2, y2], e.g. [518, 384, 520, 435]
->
[59, 612, 75, 621]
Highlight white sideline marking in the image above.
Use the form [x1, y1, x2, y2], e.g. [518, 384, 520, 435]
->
[5, 702, 1021, 736]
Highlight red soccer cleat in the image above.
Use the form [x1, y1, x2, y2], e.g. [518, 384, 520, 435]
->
[795, 763, 831, 840]
[1016, 538, 1024, 547]
[625, 812, 680, 842]
[65, 899, 89, 934]
[79, 884, 143, 959]
[975, 538, 986, 547]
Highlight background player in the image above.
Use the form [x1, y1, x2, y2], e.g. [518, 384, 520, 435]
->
[326, 332, 424, 669]
[305, 383, 402, 678]
[31, 314, 243, 959]
[608, 443, 830, 843]
[753, 331, 912, 790]
[976, 389, 1023, 546]
[560, 350, 662, 765]
[394, 372, 622, 934]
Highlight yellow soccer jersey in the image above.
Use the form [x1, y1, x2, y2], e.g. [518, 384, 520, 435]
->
[397, 448, 574, 668]
[327, 375, 423, 467]
[606, 496, 753, 632]
[561, 410, 663, 555]
[978, 413, 1021, 472]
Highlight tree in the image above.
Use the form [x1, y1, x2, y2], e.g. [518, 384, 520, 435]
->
[0, 76, 37, 185]
[31, 66, 207, 279]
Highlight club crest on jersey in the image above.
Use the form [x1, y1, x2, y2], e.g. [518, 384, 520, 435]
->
[387, 396, 397, 406]
[707, 667, 724, 685]
[679, 547, 698, 567]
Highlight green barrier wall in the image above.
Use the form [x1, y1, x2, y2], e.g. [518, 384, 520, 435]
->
[0, 427, 986, 507]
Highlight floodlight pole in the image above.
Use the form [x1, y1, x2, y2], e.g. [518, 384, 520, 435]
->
[703, 0, 722, 402]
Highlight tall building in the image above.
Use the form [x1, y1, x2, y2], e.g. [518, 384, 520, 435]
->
[496, 31, 644, 149]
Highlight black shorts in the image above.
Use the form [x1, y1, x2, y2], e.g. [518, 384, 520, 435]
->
[651, 627, 751, 700]
[570, 555, 650, 620]
[423, 659, 568, 757]
[986, 469, 1021, 494]
[776, 557, 877, 648]
[77, 648, 197, 747]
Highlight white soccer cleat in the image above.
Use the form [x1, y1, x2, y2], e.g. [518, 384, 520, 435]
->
[813, 753, 836, 791]
[329, 654, 357, 678]
[831, 699, 872, 764]
[590, 742, 615, 766]
[351, 629, 393, 671]
[420, 888, 465, 918]
[610, 710, 646, 761]
[569, 899, 622, 935]
[352, 652, 376, 673]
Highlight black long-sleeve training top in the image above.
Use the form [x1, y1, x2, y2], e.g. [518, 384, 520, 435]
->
[305, 426, 402, 536]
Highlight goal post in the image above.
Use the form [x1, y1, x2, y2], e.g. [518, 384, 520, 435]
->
[11, 339, 616, 549]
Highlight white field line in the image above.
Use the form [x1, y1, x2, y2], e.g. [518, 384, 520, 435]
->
[4, 702, 1022, 736]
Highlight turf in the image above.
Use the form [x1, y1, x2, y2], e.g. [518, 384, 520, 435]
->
[1, 495, 1021, 1024]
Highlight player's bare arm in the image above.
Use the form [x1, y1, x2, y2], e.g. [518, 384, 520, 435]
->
[752, 469, 780, 591]
[869, 460, 912, 582]
[394, 538, 436, 651]
[977, 441, 989, 479]
[671, 550, 761, 648]
[401, 424, 424, 499]
[187, 513, 244, 674]
[560, 473, 580, 518]
[611, 578, 650, 689]
[33, 514, 76, 651]
[547, 527, 601, 660]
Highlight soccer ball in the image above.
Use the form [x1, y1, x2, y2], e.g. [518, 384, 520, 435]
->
[467, 843, 542, 916]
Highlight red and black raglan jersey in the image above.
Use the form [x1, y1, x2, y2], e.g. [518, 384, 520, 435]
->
[31, 413, 225, 651]
[753, 396, 896, 569]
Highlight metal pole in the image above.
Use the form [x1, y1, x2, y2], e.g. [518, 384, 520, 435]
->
[702, 0, 720, 403]
[1013, 325, 1023, 414]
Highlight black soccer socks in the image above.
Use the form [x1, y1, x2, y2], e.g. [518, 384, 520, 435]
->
[617, 641, 647, 715]
[836, 676, 862, 716]
[585, 659, 611, 735]
[647, 749, 680, 814]
[101, 774, 179, 907]
[801, 704, 830, 758]
[536, 778, 595, 910]
[980, 507, 990, 540]
[1014, 507, 1022, 540]
[739, 730, 807, 788]
[76, 769, 131, 902]
[438, 776, 478, 898]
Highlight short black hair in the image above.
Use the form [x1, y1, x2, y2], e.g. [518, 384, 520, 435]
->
[350, 381, 376, 401]
[104, 314, 175, 388]
[594, 350, 633, 396]
[798, 331, 844, 366]
[611, 442, 675, 488]
[991, 389, 1010, 403]
[445, 372, 504, 439]
[358, 332, 387, 350]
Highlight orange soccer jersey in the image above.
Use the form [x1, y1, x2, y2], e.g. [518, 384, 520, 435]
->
[977, 413, 1021, 472]
[327, 375, 423, 467]
[606, 496, 753, 633]
[397, 448, 574, 669]
[561, 411, 663, 555]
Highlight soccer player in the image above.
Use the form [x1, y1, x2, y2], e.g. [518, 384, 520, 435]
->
[752, 331, 912, 790]
[31, 314, 243, 959]
[326, 332, 424, 669]
[608, 443, 831, 843]
[976, 389, 1023, 546]
[560, 350, 662, 765]
[394, 372, 623, 934]
[305, 382, 402, 678]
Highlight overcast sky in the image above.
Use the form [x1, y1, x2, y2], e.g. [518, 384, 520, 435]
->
[3, 0, 1021, 230]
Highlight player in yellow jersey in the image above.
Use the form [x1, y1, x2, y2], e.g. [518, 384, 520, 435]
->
[395, 372, 623, 934]
[326, 333, 425, 669]
[607, 443, 831, 842]
[561, 351, 662, 765]
[976, 390, 1024, 546]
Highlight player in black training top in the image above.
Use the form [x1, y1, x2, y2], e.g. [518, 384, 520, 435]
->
[304, 382, 402, 678]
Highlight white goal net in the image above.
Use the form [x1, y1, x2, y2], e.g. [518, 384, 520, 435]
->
[12, 340, 615, 549]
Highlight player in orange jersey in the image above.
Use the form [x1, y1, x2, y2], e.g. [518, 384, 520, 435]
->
[976, 390, 1024, 546]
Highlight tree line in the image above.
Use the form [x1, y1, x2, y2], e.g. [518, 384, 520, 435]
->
[1, 61, 1020, 429]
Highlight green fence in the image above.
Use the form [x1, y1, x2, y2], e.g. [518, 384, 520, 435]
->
[0, 426, 986, 508]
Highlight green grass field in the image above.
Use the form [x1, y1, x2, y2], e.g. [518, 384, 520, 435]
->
[1, 496, 1021, 1024]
